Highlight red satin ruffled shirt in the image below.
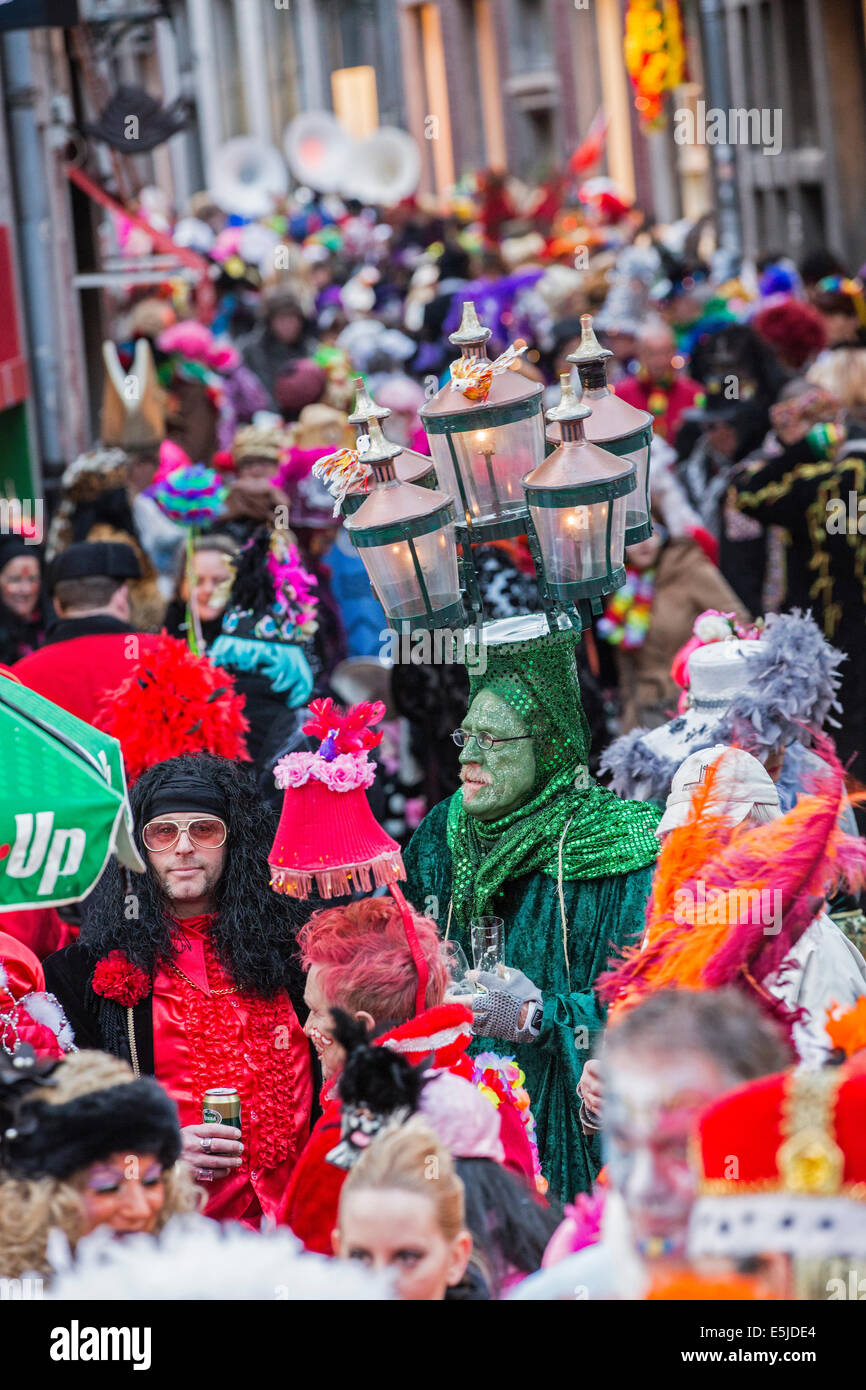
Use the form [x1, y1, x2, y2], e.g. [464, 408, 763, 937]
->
[152, 916, 312, 1227]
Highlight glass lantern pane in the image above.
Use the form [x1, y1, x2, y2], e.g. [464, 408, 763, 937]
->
[622, 440, 651, 533]
[530, 496, 627, 584]
[362, 521, 461, 621]
[429, 414, 544, 527]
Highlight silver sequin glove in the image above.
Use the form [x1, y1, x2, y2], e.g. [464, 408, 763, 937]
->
[471, 967, 543, 1044]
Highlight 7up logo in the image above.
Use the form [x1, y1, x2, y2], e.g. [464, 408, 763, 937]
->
[3, 813, 86, 896]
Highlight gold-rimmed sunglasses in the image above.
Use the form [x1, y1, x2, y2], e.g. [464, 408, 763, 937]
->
[142, 818, 227, 853]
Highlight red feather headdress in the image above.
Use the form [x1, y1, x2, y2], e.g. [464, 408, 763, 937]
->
[302, 697, 385, 756]
[95, 633, 250, 783]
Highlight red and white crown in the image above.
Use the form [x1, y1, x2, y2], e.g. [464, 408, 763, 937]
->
[689, 1064, 866, 1260]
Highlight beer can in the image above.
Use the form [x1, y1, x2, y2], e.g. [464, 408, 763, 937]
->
[203, 1086, 241, 1131]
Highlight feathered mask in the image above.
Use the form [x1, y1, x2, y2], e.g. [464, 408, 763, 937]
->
[599, 738, 866, 1038]
[325, 1010, 429, 1170]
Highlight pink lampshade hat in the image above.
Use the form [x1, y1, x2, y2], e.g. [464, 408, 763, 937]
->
[268, 698, 430, 1015]
[268, 698, 405, 899]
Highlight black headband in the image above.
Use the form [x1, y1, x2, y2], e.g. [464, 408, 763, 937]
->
[139, 773, 229, 827]
[1, 1078, 182, 1181]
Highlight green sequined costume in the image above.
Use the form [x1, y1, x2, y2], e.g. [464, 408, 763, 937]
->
[402, 626, 660, 1202]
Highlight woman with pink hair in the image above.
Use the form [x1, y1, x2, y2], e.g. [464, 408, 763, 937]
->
[278, 895, 538, 1253]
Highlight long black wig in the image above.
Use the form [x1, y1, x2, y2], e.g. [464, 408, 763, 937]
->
[81, 752, 316, 1000]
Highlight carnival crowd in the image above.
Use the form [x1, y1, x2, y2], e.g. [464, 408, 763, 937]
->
[2, 170, 866, 1303]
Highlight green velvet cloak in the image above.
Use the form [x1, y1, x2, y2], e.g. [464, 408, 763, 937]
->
[403, 794, 656, 1203]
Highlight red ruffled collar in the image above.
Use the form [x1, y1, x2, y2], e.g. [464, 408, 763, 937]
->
[170, 913, 218, 936]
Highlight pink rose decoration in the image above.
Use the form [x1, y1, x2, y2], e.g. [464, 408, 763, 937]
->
[273, 751, 316, 790]
[274, 749, 377, 793]
[323, 754, 361, 791]
[318, 753, 376, 791]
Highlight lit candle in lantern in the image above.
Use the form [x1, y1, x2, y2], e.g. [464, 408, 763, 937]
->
[523, 376, 635, 601]
[475, 428, 502, 512]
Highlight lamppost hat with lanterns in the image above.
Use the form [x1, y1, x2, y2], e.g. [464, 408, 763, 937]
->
[315, 302, 653, 642]
[307, 301, 663, 1204]
[549, 314, 654, 545]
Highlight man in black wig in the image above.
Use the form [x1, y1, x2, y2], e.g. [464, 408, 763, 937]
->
[45, 753, 314, 1228]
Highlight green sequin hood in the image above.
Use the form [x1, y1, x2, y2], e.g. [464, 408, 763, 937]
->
[448, 627, 660, 928]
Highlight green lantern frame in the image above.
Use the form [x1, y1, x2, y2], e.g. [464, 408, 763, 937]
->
[598, 423, 653, 545]
[523, 470, 635, 601]
[564, 315, 654, 545]
[346, 495, 466, 630]
[423, 393, 543, 541]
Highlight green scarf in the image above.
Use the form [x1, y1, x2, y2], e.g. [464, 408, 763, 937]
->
[446, 767, 660, 928]
[446, 626, 660, 928]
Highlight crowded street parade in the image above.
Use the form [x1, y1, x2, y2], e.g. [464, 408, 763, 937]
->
[2, 0, 866, 1357]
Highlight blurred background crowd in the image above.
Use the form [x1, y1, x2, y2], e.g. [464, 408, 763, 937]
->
[4, 166, 866, 835]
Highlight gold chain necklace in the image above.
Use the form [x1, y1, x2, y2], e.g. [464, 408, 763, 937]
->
[166, 958, 238, 998]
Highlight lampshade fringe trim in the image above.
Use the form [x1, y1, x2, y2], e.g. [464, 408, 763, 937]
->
[269, 850, 406, 899]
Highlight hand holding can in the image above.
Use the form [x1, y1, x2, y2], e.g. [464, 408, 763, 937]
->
[203, 1086, 242, 1131]
[180, 1121, 244, 1183]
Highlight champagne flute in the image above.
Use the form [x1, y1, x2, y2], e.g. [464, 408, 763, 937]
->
[439, 939, 478, 1002]
[469, 915, 505, 976]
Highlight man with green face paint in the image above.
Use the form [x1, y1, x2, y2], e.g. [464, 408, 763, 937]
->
[403, 625, 661, 1202]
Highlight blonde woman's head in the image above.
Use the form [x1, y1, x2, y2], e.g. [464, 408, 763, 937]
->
[334, 1117, 472, 1300]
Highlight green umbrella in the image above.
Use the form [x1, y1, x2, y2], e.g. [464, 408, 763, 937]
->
[0, 676, 144, 912]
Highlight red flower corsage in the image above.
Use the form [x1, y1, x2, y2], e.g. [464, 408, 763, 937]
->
[91, 951, 151, 1007]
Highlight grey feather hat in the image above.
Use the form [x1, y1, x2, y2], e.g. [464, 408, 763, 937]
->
[600, 610, 844, 803]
